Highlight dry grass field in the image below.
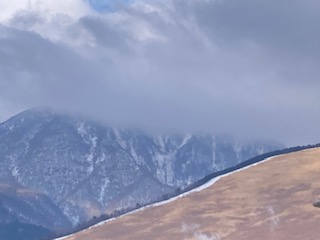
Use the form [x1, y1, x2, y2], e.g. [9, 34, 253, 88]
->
[65, 148, 320, 240]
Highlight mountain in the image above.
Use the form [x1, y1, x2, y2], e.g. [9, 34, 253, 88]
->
[0, 108, 281, 231]
[0, 181, 70, 230]
[61, 147, 320, 240]
[0, 221, 53, 240]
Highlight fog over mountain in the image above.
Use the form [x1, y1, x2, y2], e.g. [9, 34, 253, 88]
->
[0, 108, 281, 230]
[0, 0, 320, 145]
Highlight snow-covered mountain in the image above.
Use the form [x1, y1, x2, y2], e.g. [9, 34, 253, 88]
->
[0, 109, 282, 230]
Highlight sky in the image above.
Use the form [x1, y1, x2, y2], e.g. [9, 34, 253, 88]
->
[86, 0, 133, 12]
[0, 0, 319, 146]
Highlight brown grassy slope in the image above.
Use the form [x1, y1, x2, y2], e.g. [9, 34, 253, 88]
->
[65, 148, 320, 240]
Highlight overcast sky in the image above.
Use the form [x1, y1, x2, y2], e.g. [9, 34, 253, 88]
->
[0, 0, 319, 146]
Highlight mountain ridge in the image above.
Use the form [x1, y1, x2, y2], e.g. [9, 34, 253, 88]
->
[0, 108, 282, 232]
[54, 143, 320, 239]
[60, 147, 320, 240]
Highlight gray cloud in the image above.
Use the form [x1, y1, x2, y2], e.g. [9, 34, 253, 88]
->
[0, 0, 319, 145]
[0, 24, 100, 105]
[80, 16, 131, 51]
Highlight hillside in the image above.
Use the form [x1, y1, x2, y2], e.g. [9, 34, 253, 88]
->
[62, 147, 320, 240]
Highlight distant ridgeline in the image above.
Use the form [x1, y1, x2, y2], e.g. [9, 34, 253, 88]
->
[52, 143, 320, 240]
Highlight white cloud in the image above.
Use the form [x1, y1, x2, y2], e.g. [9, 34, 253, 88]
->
[0, 0, 91, 23]
[0, 0, 320, 145]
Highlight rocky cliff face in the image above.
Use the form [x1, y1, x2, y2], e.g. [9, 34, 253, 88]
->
[0, 109, 281, 229]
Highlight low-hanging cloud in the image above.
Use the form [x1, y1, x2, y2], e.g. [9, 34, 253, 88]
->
[0, 0, 319, 145]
